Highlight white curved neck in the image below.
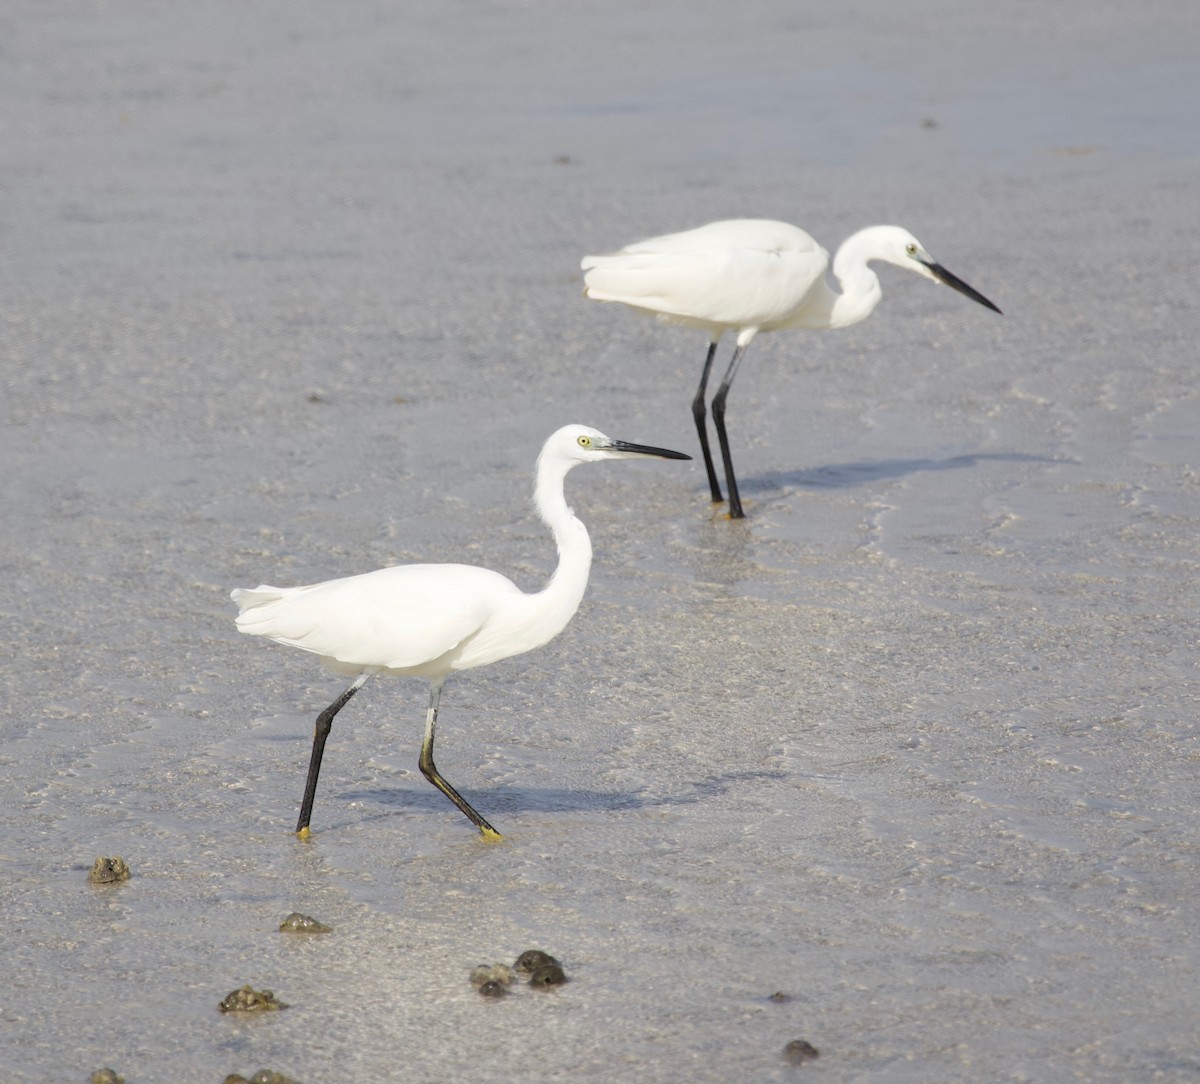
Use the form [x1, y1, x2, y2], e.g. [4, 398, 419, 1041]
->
[827, 230, 885, 329]
[532, 453, 593, 633]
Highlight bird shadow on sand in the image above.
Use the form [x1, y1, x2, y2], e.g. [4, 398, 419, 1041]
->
[742, 451, 1065, 498]
[342, 767, 785, 821]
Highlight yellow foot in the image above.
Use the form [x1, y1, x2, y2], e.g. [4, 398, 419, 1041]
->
[479, 826, 504, 843]
[296, 826, 312, 840]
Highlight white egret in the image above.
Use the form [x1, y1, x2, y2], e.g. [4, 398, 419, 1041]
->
[231, 425, 690, 840]
[582, 219, 1002, 519]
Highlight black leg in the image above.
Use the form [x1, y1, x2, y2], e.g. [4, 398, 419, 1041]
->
[419, 678, 503, 841]
[711, 342, 750, 519]
[691, 341, 724, 503]
[296, 674, 368, 836]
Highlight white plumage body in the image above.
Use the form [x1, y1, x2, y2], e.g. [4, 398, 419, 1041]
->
[232, 563, 566, 679]
[582, 219, 849, 334]
[581, 218, 1001, 518]
[229, 424, 691, 838]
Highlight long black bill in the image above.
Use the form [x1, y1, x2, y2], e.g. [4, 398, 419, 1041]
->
[608, 439, 693, 460]
[926, 261, 1003, 315]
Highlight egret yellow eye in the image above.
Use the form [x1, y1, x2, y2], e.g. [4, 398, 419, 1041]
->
[577, 435, 592, 447]
[905, 243, 918, 256]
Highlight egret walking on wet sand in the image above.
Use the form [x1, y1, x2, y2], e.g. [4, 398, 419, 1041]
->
[582, 219, 1002, 519]
[231, 425, 690, 840]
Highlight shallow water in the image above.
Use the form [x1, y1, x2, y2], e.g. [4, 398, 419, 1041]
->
[2, 1, 1199, 1081]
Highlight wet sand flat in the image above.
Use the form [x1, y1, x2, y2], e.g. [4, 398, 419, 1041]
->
[2, 2, 1199, 1080]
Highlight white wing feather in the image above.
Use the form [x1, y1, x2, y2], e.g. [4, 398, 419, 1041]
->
[232, 564, 522, 673]
[582, 219, 829, 329]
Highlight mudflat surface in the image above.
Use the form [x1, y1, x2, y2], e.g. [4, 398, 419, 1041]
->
[2, 2, 1198, 1080]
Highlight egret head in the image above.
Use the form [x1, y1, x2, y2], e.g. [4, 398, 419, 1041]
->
[544, 424, 692, 466]
[861, 226, 1002, 314]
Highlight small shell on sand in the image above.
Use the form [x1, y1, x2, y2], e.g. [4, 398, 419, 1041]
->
[218, 985, 289, 1013]
[528, 963, 567, 988]
[222, 1073, 300, 1084]
[88, 857, 131, 884]
[470, 963, 517, 987]
[514, 949, 560, 974]
[782, 1039, 820, 1064]
[279, 912, 332, 933]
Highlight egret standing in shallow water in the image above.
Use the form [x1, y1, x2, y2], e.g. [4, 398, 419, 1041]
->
[231, 425, 689, 840]
[582, 219, 1002, 519]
